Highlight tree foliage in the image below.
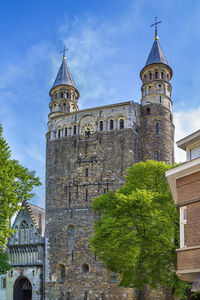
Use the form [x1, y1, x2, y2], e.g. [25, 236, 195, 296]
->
[90, 160, 189, 298]
[0, 125, 41, 273]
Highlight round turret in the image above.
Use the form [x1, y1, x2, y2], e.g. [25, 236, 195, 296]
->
[140, 37, 174, 164]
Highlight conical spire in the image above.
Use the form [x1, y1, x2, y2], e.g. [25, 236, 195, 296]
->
[52, 59, 77, 89]
[145, 38, 168, 67]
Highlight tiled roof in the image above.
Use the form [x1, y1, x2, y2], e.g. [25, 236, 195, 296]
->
[145, 38, 168, 67]
[52, 60, 76, 89]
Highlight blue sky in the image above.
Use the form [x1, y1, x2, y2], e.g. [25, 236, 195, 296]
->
[1, 0, 200, 207]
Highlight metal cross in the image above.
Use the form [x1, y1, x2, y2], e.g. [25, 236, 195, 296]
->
[60, 46, 69, 59]
[151, 17, 161, 37]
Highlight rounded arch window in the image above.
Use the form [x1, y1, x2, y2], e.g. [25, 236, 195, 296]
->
[67, 91, 70, 99]
[119, 118, 124, 129]
[99, 120, 103, 131]
[148, 86, 152, 92]
[147, 107, 150, 115]
[149, 72, 152, 80]
[68, 225, 75, 236]
[81, 263, 89, 273]
[20, 221, 29, 244]
[60, 92, 63, 98]
[155, 71, 158, 79]
[109, 119, 114, 130]
[54, 93, 58, 100]
[161, 72, 164, 79]
[167, 74, 169, 80]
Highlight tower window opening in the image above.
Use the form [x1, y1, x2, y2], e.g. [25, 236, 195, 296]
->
[119, 119, 124, 129]
[63, 103, 66, 111]
[99, 120, 103, 131]
[60, 265, 66, 283]
[82, 264, 89, 273]
[144, 74, 146, 79]
[161, 72, 164, 79]
[58, 129, 61, 138]
[55, 93, 57, 100]
[148, 86, 152, 93]
[67, 92, 70, 98]
[109, 119, 114, 130]
[149, 72, 152, 80]
[60, 92, 63, 98]
[170, 114, 172, 121]
[156, 122, 159, 135]
[84, 290, 88, 300]
[147, 108, 150, 115]
[167, 74, 169, 80]
[73, 125, 77, 135]
[110, 272, 117, 283]
[64, 127, 67, 137]
[86, 189, 88, 201]
[85, 168, 88, 177]
[160, 96, 162, 103]
[156, 149, 160, 161]
[155, 71, 158, 79]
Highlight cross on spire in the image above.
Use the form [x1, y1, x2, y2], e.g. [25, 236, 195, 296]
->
[60, 46, 68, 61]
[151, 17, 161, 38]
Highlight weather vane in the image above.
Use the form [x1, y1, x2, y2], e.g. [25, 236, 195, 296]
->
[151, 17, 161, 38]
[60, 46, 68, 61]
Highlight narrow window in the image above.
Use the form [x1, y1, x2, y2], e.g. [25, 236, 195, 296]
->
[147, 108, 150, 115]
[155, 71, 158, 79]
[156, 149, 159, 161]
[99, 120, 103, 131]
[55, 93, 57, 100]
[60, 92, 63, 98]
[85, 168, 88, 177]
[2, 278, 6, 289]
[180, 206, 187, 248]
[119, 119, 124, 129]
[149, 72, 152, 80]
[58, 129, 61, 138]
[161, 72, 164, 79]
[110, 272, 117, 283]
[148, 86, 152, 92]
[156, 122, 159, 135]
[60, 265, 66, 283]
[64, 127, 67, 137]
[170, 114, 172, 121]
[63, 103, 66, 111]
[67, 92, 70, 98]
[109, 119, 114, 130]
[160, 96, 162, 103]
[86, 189, 88, 202]
[84, 290, 88, 300]
[73, 125, 77, 135]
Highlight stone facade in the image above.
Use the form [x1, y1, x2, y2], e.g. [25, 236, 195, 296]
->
[45, 35, 175, 300]
[6, 201, 45, 300]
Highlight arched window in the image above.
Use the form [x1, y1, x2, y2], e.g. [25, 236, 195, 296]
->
[55, 93, 57, 100]
[67, 91, 70, 99]
[155, 71, 158, 79]
[167, 74, 169, 80]
[60, 265, 66, 283]
[148, 86, 152, 93]
[63, 103, 66, 111]
[58, 129, 61, 138]
[109, 119, 114, 130]
[68, 225, 75, 236]
[20, 221, 29, 244]
[73, 125, 77, 135]
[64, 127, 67, 137]
[161, 72, 164, 79]
[60, 92, 63, 98]
[149, 72, 152, 80]
[99, 120, 103, 131]
[147, 108, 150, 115]
[119, 119, 124, 129]
[81, 263, 89, 273]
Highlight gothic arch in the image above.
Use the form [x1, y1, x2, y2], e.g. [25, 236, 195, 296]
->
[13, 276, 32, 300]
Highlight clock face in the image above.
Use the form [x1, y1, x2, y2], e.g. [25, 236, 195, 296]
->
[81, 124, 94, 137]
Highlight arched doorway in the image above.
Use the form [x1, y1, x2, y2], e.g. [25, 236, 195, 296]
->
[13, 276, 32, 300]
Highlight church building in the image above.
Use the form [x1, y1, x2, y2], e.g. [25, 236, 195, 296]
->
[44, 28, 174, 300]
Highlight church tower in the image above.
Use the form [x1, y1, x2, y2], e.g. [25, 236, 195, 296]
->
[140, 31, 174, 164]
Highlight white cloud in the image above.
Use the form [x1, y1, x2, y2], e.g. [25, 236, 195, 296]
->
[174, 106, 200, 162]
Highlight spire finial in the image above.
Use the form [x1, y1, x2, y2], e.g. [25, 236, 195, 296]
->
[151, 17, 161, 40]
[60, 46, 68, 61]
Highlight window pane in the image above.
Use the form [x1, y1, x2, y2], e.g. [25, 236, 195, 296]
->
[190, 146, 200, 160]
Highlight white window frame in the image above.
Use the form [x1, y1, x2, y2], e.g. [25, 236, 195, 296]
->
[180, 206, 187, 248]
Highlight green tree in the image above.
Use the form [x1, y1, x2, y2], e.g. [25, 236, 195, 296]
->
[0, 125, 41, 273]
[90, 160, 189, 298]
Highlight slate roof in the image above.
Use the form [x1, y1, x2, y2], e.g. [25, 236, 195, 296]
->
[145, 38, 168, 67]
[52, 60, 76, 89]
[26, 202, 45, 237]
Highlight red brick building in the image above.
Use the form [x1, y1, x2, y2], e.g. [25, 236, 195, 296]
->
[166, 129, 200, 291]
